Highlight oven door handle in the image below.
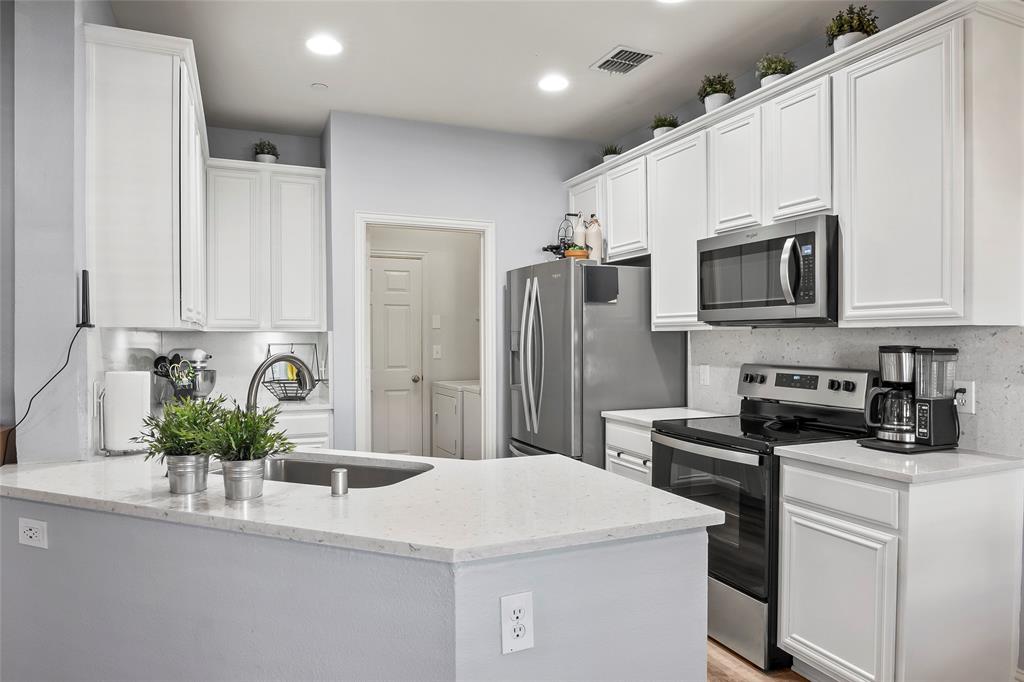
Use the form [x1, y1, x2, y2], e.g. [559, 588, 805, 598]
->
[651, 432, 764, 467]
[780, 236, 798, 305]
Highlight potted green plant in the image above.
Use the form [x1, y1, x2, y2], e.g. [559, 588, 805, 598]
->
[698, 73, 735, 113]
[201, 404, 294, 501]
[253, 138, 279, 163]
[756, 54, 797, 88]
[650, 114, 679, 139]
[133, 396, 225, 494]
[826, 5, 880, 52]
[602, 144, 622, 163]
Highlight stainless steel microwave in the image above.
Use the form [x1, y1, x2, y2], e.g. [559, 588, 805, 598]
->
[696, 215, 839, 326]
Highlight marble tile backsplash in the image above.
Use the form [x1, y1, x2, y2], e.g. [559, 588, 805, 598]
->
[688, 326, 1024, 456]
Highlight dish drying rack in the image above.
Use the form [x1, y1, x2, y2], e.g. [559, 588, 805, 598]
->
[261, 343, 324, 401]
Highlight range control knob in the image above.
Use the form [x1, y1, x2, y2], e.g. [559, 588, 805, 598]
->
[827, 379, 842, 391]
[842, 380, 857, 392]
[742, 373, 754, 383]
[756, 374, 767, 384]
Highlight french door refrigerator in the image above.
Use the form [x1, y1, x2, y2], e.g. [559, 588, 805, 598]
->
[507, 259, 685, 467]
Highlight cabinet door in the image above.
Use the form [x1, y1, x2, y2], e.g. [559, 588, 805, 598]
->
[709, 107, 763, 232]
[647, 132, 709, 330]
[779, 503, 898, 682]
[764, 77, 832, 221]
[269, 172, 325, 329]
[568, 175, 604, 232]
[834, 21, 964, 324]
[206, 167, 261, 328]
[178, 63, 205, 326]
[432, 390, 459, 458]
[605, 157, 649, 261]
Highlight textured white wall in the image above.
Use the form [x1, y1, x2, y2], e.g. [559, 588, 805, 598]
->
[324, 111, 598, 451]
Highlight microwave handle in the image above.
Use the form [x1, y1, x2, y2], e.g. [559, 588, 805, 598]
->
[780, 236, 798, 304]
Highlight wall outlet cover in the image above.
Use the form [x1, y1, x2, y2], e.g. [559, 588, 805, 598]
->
[500, 591, 534, 654]
[432, 344, 442, 359]
[699, 364, 711, 386]
[19, 518, 48, 549]
[432, 314, 441, 329]
[954, 380, 976, 415]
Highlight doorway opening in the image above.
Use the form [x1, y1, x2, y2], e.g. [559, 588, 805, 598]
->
[353, 212, 496, 459]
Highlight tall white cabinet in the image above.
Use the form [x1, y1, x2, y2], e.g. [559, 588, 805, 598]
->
[647, 132, 709, 331]
[206, 159, 326, 331]
[85, 25, 208, 329]
[604, 157, 649, 261]
[709, 107, 763, 233]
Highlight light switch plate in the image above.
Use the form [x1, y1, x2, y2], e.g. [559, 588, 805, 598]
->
[432, 345, 442, 359]
[699, 365, 711, 386]
[500, 592, 534, 654]
[432, 314, 441, 329]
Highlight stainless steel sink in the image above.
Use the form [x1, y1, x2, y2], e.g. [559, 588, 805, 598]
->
[213, 456, 434, 489]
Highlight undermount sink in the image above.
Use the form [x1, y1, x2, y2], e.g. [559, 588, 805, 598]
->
[212, 456, 434, 489]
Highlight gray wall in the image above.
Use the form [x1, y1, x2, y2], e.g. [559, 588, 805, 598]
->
[1, 0, 14, 427]
[324, 111, 597, 451]
[611, 1, 938, 152]
[207, 125, 323, 167]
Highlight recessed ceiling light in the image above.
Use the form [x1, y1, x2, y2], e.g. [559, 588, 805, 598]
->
[656, 0, 686, 4]
[305, 34, 342, 56]
[538, 73, 569, 93]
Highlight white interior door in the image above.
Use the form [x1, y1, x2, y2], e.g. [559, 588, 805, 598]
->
[370, 257, 424, 455]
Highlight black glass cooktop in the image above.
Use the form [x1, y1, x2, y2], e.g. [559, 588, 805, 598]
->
[654, 414, 867, 454]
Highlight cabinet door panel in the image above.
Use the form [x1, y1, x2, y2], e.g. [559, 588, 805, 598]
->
[710, 108, 763, 232]
[779, 503, 897, 682]
[835, 21, 964, 323]
[605, 158, 649, 260]
[206, 168, 261, 328]
[568, 176, 604, 240]
[764, 77, 832, 221]
[178, 63, 204, 326]
[647, 132, 709, 330]
[269, 173, 325, 329]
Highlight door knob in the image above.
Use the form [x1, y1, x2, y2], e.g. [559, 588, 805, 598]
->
[411, 375, 421, 383]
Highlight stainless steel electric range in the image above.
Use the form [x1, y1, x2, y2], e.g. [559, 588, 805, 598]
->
[651, 363, 879, 670]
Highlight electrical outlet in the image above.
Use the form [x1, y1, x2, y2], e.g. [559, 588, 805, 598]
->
[699, 365, 711, 386]
[432, 314, 441, 330]
[500, 592, 534, 654]
[432, 345, 442, 360]
[954, 380, 976, 415]
[19, 518, 48, 549]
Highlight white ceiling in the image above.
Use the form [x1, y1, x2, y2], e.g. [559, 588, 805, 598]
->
[111, 0, 863, 142]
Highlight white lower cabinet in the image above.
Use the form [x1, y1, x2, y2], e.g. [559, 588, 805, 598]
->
[779, 502, 897, 682]
[206, 159, 326, 330]
[603, 419, 652, 485]
[647, 131, 709, 331]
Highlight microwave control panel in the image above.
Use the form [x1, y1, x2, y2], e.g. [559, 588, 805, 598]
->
[797, 237, 816, 304]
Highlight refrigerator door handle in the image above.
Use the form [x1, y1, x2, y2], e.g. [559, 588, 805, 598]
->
[532, 276, 544, 432]
[523, 276, 537, 434]
[517, 277, 533, 433]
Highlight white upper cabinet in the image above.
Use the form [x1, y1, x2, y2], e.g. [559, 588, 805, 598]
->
[269, 172, 326, 329]
[568, 175, 604, 236]
[834, 22, 964, 324]
[85, 25, 207, 329]
[605, 157, 649, 261]
[206, 166, 261, 328]
[763, 77, 832, 221]
[206, 160, 326, 331]
[647, 132, 709, 331]
[709, 107, 763, 232]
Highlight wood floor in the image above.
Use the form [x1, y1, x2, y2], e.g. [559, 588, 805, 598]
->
[707, 639, 807, 682]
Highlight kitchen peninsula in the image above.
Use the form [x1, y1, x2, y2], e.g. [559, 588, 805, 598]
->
[0, 450, 722, 681]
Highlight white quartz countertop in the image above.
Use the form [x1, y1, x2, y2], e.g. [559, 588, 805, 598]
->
[776, 440, 1024, 483]
[0, 449, 723, 563]
[601, 407, 723, 428]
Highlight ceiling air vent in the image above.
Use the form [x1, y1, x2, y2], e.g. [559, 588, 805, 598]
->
[590, 46, 656, 75]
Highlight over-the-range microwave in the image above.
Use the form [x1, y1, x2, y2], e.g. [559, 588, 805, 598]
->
[696, 215, 839, 327]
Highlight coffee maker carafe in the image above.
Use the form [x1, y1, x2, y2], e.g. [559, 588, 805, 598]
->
[859, 346, 963, 453]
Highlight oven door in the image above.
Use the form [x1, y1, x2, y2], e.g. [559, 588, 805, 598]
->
[696, 216, 837, 325]
[652, 432, 771, 600]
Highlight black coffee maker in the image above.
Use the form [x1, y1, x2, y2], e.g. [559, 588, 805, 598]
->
[859, 346, 963, 453]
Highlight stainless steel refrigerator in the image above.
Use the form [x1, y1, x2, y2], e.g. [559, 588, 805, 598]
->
[506, 259, 686, 467]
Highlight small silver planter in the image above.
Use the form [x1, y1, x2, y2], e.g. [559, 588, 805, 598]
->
[165, 454, 210, 495]
[220, 459, 265, 501]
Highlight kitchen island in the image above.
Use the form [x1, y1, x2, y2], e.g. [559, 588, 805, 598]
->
[1, 450, 722, 681]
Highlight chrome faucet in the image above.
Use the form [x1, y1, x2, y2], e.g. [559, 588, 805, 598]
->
[246, 353, 316, 412]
